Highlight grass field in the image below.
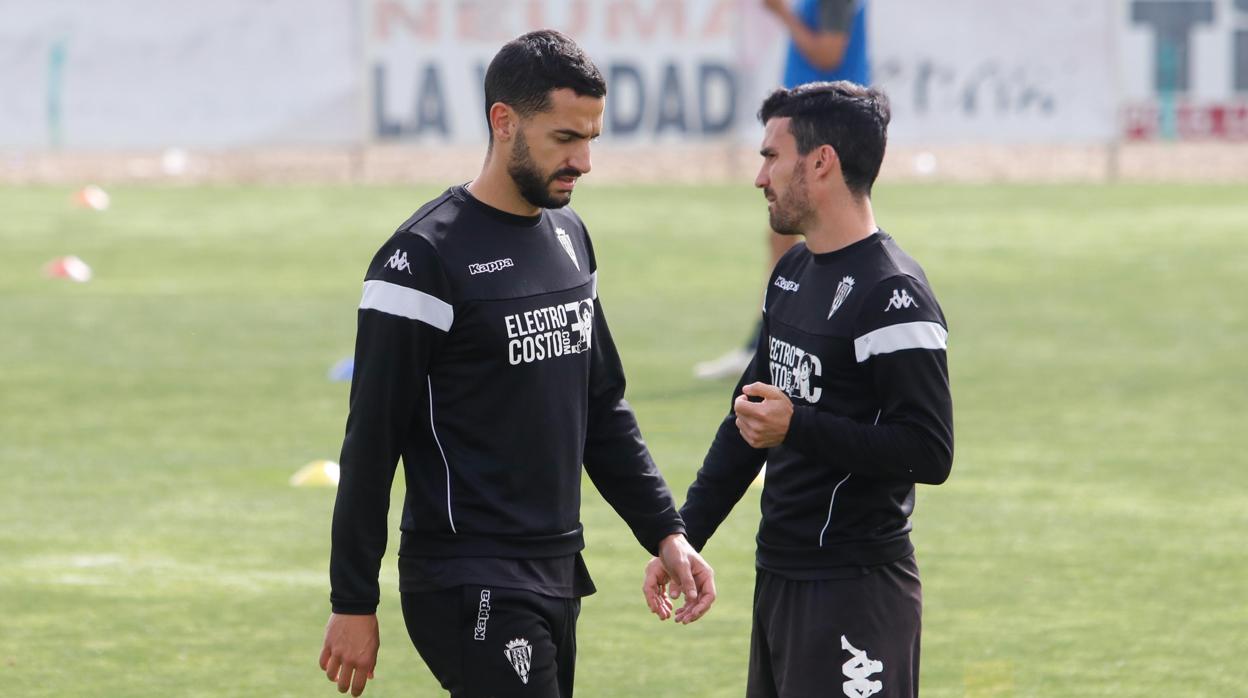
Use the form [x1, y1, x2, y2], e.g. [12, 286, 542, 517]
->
[2, 181, 1246, 697]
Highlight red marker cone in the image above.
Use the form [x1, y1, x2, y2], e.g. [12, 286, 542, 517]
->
[43, 255, 93, 282]
[72, 185, 110, 211]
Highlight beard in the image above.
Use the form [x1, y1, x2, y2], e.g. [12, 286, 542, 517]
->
[767, 163, 815, 236]
[508, 130, 580, 210]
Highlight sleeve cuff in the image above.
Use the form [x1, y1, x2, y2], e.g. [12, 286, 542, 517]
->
[645, 524, 687, 557]
[330, 599, 379, 615]
[783, 405, 815, 453]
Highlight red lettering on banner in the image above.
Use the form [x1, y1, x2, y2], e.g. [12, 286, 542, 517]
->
[375, 0, 439, 41]
[457, 0, 512, 41]
[1179, 104, 1212, 136]
[1123, 104, 1156, 141]
[527, 0, 591, 37]
[607, 0, 685, 40]
[1123, 102, 1248, 141]
[373, 0, 738, 44]
[1227, 105, 1248, 139]
[700, 0, 735, 38]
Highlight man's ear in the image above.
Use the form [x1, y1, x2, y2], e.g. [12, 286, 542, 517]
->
[489, 103, 518, 142]
[811, 144, 840, 180]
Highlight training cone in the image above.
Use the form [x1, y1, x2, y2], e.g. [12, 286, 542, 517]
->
[290, 460, 340, 487]
[327, 357, 354, 382]
[72, 185, 111, 211]
[43, 255, 93, 282]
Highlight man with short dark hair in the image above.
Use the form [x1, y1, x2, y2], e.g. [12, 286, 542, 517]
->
[319, 30, 715, 698]
[646, 81, 953, 698]
[695, 0, 872, 380]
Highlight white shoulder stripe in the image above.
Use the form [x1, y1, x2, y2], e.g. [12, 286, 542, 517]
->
[854, 321, 947, 362]
[359, 279, 453, 331]
[590, 271, 598, 299]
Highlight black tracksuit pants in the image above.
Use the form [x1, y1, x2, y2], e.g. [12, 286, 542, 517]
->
[403, 586, 580, 698]
[748, 555, 923, 698]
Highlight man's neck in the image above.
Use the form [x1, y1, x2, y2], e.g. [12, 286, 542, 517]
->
[467, 158, 541, 217]
[802, 194, 877, 254]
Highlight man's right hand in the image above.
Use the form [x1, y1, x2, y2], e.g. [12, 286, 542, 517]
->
[319, 613, 379, 696]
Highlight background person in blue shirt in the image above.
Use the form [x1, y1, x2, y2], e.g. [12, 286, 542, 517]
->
[776, 0, 869, 88]
[694, 0, 871, 380]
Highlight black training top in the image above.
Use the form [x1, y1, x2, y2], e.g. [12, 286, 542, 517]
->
[680, 231, 954, 577]
[329, 186, 684, 614]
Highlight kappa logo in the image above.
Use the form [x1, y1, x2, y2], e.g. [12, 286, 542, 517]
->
[504, 638, 533, 685]
[884, 288, 919, 312]
[555, 227, 580, 270]
[828, 276, 855, 319]
[468, 258, 515, 275]
[841, 635, 884, 697]
[774, 276, 800, 293]
[385, 249, 412, 275]
[473, 589, 491, 641]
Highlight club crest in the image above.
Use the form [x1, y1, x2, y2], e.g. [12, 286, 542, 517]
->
[504, 638, 533, 684]
[555, 227, 580, 270]
[828, 276, 855, 319]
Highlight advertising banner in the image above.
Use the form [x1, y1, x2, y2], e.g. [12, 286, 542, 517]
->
[1119, 0, 1248, 141]
[872, 0, 1119, 145]
[0, 0, 360, 149]
[365, 0, 782, 144]
[3, 1, 1245, 150]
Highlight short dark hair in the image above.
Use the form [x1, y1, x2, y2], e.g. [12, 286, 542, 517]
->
[758, 81, 890, 197]
[483, 30, 606, 139]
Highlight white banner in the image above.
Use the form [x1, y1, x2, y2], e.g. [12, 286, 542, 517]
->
[365, 0, 1132, 147]
[2, 1, 1244, 150]
[0, 0, 361, 149]
[365, 0, 783, 144]
[872, 0, 1119, 145]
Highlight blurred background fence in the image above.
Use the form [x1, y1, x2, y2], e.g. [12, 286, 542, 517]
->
[3, 0, 1247, 184]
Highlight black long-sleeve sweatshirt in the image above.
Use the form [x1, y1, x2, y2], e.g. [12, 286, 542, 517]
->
[680, 231, 954, 576]
[329, 186, 684, 614]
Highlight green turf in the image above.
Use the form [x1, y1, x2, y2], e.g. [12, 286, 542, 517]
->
[1, 182, 1245, 696]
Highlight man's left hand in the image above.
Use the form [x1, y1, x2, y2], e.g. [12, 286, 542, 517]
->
[734, 383, 793, 448]
[649, 534, 716, 624]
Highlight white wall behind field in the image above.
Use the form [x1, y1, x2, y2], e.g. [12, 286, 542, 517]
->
[0, 0, 362, 149]
[1, 0, 1246, 180]
[872, 0, 1118, 145]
